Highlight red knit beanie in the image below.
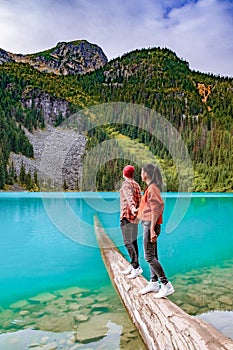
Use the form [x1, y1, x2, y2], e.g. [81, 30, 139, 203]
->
[123, 165, 135, 178]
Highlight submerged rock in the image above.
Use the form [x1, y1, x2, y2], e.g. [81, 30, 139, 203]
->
[9, 300, 30, 309]
[29, 293, 57, 303]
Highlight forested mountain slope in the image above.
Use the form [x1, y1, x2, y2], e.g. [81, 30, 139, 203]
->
[0, 43, 232, 191]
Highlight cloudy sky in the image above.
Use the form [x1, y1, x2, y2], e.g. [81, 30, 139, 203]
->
[0, 0, 232, 76]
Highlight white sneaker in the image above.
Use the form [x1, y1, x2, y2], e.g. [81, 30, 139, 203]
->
[153, 281, 175, 298]
[127, 266, 143, 279]
[122, 265, 133, 275]
[140, 281, 160, 295]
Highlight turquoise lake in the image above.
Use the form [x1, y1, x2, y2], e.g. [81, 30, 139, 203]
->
[0, 192, 233, 349]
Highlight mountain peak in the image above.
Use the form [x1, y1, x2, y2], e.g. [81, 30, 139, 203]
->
[6, 40, 108, 75]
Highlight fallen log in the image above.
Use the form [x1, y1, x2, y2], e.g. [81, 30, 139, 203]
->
[94, 217, 233, 350]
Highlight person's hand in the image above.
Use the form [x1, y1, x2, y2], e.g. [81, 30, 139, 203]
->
[150, 228, 157, 243]
[131, 207, 139, 215]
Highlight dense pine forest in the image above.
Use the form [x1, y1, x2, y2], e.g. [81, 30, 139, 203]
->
[0, 46, 232, 191]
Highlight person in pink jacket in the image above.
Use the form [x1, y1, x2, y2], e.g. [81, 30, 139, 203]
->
[138, 163, 175, 298]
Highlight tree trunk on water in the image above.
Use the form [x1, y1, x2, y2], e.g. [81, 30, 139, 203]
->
[94, 217, 233, 350]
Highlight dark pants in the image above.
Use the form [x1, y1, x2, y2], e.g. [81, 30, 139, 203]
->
[120, 218, 139, 269]
[142, 221, 168, 284]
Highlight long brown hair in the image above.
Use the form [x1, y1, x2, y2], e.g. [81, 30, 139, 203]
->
[142, 163, 163, 191]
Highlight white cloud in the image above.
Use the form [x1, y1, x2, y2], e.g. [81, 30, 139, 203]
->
[0, 0, 232, 76]
[163, 0, 233, 75]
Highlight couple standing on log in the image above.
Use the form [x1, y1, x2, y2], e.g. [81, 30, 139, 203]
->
[120, 164, 175, 298]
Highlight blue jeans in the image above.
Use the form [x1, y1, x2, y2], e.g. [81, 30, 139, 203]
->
[120, 218, 139, 269]
[142, 221, 168, 284]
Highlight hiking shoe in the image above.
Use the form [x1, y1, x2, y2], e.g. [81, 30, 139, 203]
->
[122, 265, 133, 275]
[153, 281, 175, 298]
[140, 281, 160, 295]
[128, 266, 143, 279]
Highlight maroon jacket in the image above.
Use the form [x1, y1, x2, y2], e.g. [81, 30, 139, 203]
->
[120, 179, 141, 223]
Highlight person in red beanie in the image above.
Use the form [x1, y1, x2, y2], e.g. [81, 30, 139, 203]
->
[120, 165, 143, 279]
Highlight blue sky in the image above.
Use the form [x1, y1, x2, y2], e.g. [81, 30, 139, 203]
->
[0, 0, 232, 76]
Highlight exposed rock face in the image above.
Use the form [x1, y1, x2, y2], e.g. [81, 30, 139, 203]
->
[21, 88, 72, 125]
[104, 61, 140, 82]
[0, 48, 14, 65]
[11, 40, 108, 75]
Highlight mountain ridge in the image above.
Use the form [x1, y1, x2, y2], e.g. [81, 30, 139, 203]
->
[1, 40, 108, 75]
